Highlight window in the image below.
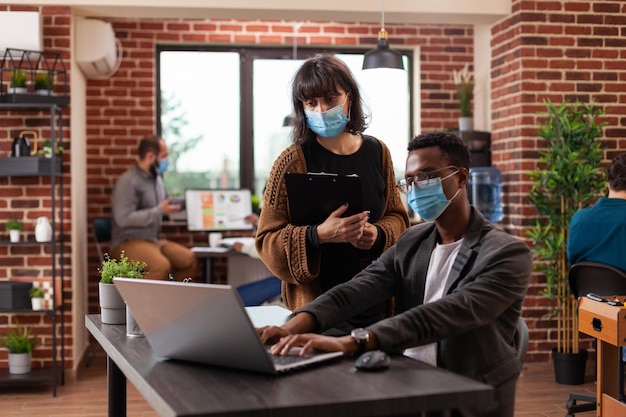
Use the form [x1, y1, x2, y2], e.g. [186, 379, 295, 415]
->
[157, 46, 412, 205]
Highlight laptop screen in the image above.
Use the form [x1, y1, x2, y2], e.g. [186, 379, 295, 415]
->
[185, 188, 254, 232]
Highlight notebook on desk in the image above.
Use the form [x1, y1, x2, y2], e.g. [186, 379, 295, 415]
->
[113, 278, 343, 374]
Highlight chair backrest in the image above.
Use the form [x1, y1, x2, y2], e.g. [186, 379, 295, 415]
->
[515, 317, 529, 365]
[93, 218, 112, 263]
[568, 261, 626, 298]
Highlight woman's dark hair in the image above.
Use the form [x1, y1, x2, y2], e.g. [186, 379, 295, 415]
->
[607, 153, 626, 192]
[290, 54, 368, 145]
[407, 132, 471, 169]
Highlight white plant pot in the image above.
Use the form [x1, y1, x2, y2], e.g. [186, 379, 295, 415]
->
[8, 353, 31, 374]
[35, 89, 52, 96]
[35, 217, 52, 242]
[9, 87, 27, 94]
[459, 117, 474, 132]
[99, 282, 126, 324]
[9, 229, 20, 243]
[31, 297, 44, 310]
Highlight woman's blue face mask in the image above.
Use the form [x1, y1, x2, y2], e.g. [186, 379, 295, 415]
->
[304, 96, 350, 138]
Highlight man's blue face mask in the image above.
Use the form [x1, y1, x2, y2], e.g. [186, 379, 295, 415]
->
[156, 157, 170, 174]
[303, 97, 350, 138]
[407, 170, 460, 221]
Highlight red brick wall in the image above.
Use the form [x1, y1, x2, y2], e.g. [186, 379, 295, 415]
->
[0, 5, 73, 369]
[492, 0, 626, 362]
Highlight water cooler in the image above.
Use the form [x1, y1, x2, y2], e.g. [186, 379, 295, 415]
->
[453, 131, 503, 223]
[468, 166, 503, 223]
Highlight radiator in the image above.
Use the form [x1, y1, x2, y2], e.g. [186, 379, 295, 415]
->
[227, 256, 274, 288]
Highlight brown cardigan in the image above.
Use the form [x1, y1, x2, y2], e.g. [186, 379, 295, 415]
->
[255, 138, 410, 311]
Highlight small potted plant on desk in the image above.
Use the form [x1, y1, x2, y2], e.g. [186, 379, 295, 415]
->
[29, 287, 45, 310]
[6, 219, 24, 243]
[99, 251, 147, 327]
[1, 321, 37, 374]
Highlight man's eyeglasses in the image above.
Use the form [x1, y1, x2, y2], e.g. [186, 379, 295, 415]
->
[396, 166, 458, 194]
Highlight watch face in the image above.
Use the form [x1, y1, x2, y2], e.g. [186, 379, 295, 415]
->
[351, 328, 368, 341]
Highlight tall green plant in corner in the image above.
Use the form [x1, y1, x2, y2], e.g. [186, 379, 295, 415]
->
[526, 100, 606, 356]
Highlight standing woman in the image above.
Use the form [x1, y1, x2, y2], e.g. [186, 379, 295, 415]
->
[255, 54, 409, 332]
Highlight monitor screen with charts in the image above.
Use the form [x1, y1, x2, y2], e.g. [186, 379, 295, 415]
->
[185, 189, 254, 232]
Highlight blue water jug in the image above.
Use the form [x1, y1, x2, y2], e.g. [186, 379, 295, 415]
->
[468, 167, 503, 223]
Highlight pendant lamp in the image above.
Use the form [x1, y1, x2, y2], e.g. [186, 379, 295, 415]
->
[362, 0, 405, 70]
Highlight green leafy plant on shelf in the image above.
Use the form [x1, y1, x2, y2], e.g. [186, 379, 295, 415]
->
[29, 287, 45, 298]
[99, 251, 147, 284]
[525, 100, 606, 355]
[5, 219, 24, 231]
[10, 69, 27, 88]
[453, 63, 473, 118]
[34, 72, 53, 91]
[1, 321, 37, 354]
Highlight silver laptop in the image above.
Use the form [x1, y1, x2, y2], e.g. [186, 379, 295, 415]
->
[113, 278, 343, 374]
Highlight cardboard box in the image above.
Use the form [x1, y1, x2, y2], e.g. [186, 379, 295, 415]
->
[0, 281, 32, 310]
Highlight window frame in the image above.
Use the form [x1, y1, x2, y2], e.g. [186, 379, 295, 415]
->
[156, 45, 414, 195]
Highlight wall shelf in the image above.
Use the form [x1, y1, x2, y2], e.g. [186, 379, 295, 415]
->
[0, 99, 65, 396]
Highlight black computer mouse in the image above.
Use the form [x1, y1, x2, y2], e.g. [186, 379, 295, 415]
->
[355, 350, 391, 372]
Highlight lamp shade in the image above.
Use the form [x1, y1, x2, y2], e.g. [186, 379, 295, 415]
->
[362, 38, 404, 70]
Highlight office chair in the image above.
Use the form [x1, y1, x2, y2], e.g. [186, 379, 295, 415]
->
[93, 217, 112, 263]
[236, 276, 282, 307]
[565, 261, 626, 417]
[515, 317, 529, 365]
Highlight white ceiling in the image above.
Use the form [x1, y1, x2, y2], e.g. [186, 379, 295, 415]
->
[4, 0, 511, 25]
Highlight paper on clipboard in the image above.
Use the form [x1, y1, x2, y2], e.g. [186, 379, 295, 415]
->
[285, 172, 363, 226]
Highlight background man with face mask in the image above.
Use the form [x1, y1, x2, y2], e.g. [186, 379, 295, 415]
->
[258, 132, 532, 417]
[110, 135, 197, 281]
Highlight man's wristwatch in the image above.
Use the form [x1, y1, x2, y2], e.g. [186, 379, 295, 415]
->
[351, 328, 370, 355]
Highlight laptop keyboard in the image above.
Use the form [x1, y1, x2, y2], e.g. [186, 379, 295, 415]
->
[271, 354, 311, 366]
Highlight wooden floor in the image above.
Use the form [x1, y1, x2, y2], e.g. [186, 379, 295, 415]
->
[0, 346, 598, 417]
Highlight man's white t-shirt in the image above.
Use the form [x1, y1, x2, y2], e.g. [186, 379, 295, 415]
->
[403, 238, 464, 366]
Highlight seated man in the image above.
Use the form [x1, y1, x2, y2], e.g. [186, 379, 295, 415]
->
[110, 135, 197, 281]
[259, 132, 532, 417]
[568, 152, 626, 272]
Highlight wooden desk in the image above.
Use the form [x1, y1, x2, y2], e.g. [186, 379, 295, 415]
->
[85, 314, 494, 417]
[578, 297, 626, 416]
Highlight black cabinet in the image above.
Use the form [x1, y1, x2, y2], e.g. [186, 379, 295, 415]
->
[451, 130, 491, 167]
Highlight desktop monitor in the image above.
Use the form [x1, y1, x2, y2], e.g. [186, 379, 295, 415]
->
[185, 189, 254, 232]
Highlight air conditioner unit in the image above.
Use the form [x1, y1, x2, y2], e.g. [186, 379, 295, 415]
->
[75, 19, 121, 79]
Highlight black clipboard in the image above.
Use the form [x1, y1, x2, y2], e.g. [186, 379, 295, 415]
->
[285, 173, 363, 226]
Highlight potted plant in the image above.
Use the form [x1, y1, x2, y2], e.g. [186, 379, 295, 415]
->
[1, 321, 37, 374]
[9, 69, 27, 94]
[526, 100, 606, 385]
[34, 72, 53, 96]
[29, 287, 45, 310]
[99, 251, 147, 325]
[5, 219, 24, 243]
[453, 63, 473, 131]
